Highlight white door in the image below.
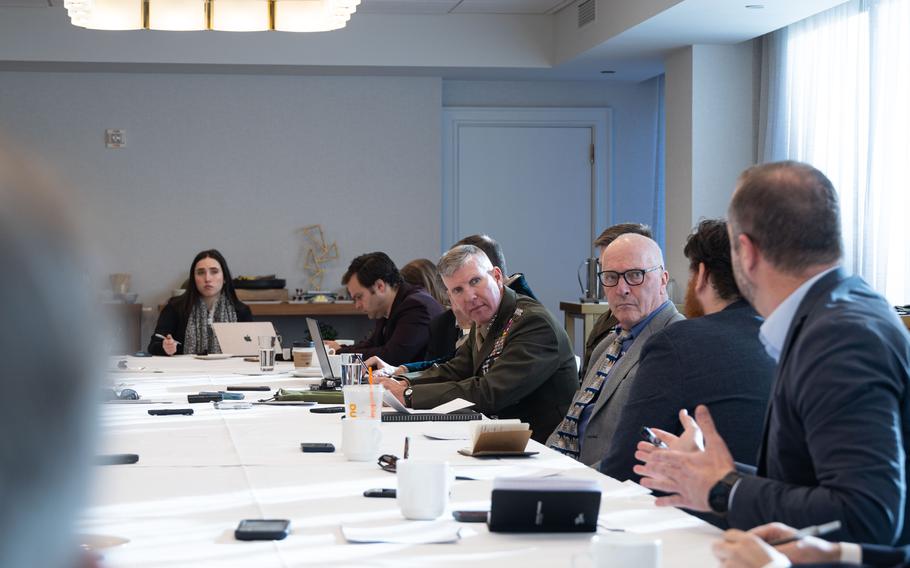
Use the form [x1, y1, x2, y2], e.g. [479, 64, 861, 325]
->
[443, 107, 611, 324]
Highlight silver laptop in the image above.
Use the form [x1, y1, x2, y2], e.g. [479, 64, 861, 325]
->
[212, 322, 280, 357]
[306, 317, 337, 380]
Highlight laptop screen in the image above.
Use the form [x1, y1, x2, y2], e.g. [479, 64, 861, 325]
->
[306, 317, 336, 380]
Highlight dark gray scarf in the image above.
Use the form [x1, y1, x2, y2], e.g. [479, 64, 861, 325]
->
[183, 293, 238, 355]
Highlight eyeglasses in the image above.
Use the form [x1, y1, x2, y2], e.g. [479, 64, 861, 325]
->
[598, 265, 663, 287]
[378, 454, 398, 473]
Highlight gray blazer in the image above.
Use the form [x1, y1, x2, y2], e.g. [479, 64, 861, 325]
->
[577, 302, 684, 465]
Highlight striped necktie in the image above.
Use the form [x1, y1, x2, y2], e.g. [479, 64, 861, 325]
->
[548, 328, 631, 458]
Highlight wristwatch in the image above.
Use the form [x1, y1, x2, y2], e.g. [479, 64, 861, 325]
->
[708, 471, 741, 514]
[403, 387, 414, 408]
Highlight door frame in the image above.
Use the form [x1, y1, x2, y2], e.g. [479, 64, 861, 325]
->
[441, 107, 612, 254]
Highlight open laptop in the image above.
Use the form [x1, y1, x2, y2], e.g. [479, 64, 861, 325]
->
[212, 322, 280, 357]
[306, 317, 338, 383]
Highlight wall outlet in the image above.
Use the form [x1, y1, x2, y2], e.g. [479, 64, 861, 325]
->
[105, 129, 125, 149]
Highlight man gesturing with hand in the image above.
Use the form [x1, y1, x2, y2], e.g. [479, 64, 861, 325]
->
[635, 162, 910, 546]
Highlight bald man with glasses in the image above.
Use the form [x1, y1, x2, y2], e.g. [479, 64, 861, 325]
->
[547, 233, 684, 465]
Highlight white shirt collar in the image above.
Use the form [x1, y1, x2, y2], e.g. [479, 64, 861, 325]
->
[759, 266, 839, 362]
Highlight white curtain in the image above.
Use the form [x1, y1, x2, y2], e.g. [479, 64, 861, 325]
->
[760, 0, 910, 303]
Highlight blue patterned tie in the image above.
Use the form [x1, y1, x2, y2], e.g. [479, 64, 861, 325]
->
[548, 328, 631, 458]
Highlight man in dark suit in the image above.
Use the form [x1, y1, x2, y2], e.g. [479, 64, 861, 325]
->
[378, 245, 577, 442]
[547, 233, 684, 464]
[635, 161, 910, 545]
[599, 219, 774, 482]
[331, 252, 444, 365]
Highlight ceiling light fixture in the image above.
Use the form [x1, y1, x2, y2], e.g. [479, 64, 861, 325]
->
[63, 0, 361, 32]
[745, 4, 765, 9]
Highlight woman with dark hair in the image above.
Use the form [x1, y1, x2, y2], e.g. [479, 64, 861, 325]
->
[148, 249, 252, 355]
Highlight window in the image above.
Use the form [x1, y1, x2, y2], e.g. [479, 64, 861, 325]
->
[762, 0, 910, 302]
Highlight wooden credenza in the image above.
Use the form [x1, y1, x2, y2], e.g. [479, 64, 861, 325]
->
[246, 302, 363, 317]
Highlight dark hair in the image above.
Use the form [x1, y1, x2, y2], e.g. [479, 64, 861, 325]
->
[729, 161, 842, 274]
[342, 252, 402, 288]
[684, 219, 740, 301]
[455, 234, 507, 274]
[594, 223, 653, 249]
[401, 258, 448, 306]
[179, 249, 242, 320]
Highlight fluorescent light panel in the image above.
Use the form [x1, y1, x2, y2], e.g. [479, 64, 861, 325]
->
[63, 0, 359, 32]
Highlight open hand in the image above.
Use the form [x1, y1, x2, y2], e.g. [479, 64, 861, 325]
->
[633, 405, 735, 511]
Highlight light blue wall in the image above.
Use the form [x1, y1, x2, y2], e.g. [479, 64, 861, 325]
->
[0, 71, 660, 343]
[443, 78, 664, 241]
[0, 72, 443, 297]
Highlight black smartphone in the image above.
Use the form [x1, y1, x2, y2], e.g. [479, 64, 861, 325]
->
[309, 406, 345, 414]
[188, 393, 222, 403]
[234, 519, 290, 541]
[363, 488, 396, 498]
[452, 510, 488, 523]
[94, 453, 139, 466]
[149, 408, 194, 416]
[301, 442, 335, 453]
[640, 426, 669, 448]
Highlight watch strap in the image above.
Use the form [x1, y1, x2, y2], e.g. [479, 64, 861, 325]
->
[708, 470, 741, 514]
[403, 387, 414, 408]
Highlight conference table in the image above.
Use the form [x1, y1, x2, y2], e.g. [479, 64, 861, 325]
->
[80, 356, 720, 567]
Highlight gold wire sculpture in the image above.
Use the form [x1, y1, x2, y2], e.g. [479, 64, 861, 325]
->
[300, 224, 339, 291]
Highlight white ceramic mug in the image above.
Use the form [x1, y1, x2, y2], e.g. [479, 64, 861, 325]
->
[573, 534, 662, 568]
[396, 459, 452, 520]
[341, 418, 382, 462]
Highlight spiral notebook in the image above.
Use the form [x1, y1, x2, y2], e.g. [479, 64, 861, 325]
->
[381, 409, 482, 422]
[380, 392, 480, 421]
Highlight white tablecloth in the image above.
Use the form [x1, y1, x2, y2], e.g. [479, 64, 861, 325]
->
[80, 356, 720, 567]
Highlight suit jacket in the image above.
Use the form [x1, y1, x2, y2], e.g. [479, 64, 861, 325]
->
[568, 301, 685, 465]
[858, 544, 910, 567]
[793, 544, 910, 567]
[728, 269, 910, 546]
[580, 309, 619, 378]
[409, 286, 577, 443]
[337, 282, 444, 365]
[599, 300, 775, 482]
[400, 308, 459, 373]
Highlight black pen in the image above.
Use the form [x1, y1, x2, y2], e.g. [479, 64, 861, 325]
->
[404, 436, 410, 459]
[768, 520, 841, 546]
